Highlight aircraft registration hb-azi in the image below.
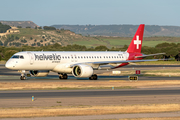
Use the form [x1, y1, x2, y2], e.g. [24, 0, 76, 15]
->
[5, 24, 164, 80]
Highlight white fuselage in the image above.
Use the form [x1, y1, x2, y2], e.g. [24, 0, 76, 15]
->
[5, 51, 129, 72]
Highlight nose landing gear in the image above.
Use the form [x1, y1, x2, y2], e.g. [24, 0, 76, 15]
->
[18, 70, 26, 80]
[20, 76, 26, 80]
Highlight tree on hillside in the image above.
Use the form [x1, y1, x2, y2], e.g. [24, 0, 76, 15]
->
[17, 26, 22, 28]
[0, 54, 2, 61]
[0, 22, 11, 33]
[4, 50, 18, 61]
[38, 26, 42, 29]
[43, 26, 56, 30]
[95, 46, 109, 51]
[0, 40, 3, 46]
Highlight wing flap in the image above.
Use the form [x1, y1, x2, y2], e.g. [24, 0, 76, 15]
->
[92, 59, 161, 65]
[135, 53, 165, 58]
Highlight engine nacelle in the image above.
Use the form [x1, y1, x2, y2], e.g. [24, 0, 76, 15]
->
[30, 70, 49, 77]
[72, 64, 93, 78]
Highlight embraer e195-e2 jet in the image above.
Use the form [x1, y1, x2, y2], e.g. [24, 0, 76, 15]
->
[5, 24, 164, 80]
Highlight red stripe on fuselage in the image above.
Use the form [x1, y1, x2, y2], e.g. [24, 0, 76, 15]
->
[114, 52, 143, 68]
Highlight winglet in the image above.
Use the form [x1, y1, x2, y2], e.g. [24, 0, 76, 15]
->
[127, 24, 145, 53]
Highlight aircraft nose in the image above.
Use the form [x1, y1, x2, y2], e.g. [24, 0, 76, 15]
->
[5, 62, 10, 68]
[5, 61, 13, 69]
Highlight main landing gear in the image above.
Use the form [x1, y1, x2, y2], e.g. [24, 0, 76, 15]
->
[89, 74, 98, 80]
[59, 73, 68, 79]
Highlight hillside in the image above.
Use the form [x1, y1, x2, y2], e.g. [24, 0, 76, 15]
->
[0, 21, 38, 28]
[0, 28, 97, 47]
[52, 24, 180, 37]
[0, 25, 180, 48]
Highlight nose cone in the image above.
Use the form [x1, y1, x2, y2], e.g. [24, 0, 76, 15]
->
[5, 61, 14, 69]
[5, 62, 10, 69]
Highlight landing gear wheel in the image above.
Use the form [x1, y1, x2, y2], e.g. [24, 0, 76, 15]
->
[89, 74, 98, 80]
[59, 73, 68, 79]
[20, 76, 26, 80]
[63, 74, 68, 79]
[19, 70, 26, 80]
[93, 74, 97, 80]
[89, 76, 93, 80]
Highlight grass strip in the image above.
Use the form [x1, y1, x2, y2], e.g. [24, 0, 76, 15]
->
[119, 117, 180, 120]
[136, 61, 180, 65]
[0, 104, 180, 118]
[0, 80, 180, 90]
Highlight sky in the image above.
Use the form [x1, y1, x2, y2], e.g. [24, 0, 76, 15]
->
[0, 0, 180, 26]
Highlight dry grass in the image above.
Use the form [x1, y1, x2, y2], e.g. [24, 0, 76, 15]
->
[0, 61, 6, 64]
[120, 69, 180, 76]
[136, 61, 180, 65]
[120, 117, 180, 120]
[1, 80, 180, 90]
[0, 104, 180, 118]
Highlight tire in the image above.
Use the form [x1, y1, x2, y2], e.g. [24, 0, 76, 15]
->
[93, 74, 97, 80]
[63, 74, 68, 79]
[89, 76, 93, 80]
[20, 76, 26, 80]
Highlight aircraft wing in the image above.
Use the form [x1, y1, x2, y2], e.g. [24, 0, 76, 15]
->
[135, 53, 165, 58]
[91, 59, 161, 65]
[69, 59, 164, 67]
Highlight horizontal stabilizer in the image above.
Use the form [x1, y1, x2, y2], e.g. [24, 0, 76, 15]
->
[135, 53, 165, 58]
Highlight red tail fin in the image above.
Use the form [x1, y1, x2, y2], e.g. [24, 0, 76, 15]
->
[127, 24, 145, 53]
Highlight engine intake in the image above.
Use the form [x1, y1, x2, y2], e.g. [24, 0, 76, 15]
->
[72, 64, 93, 78]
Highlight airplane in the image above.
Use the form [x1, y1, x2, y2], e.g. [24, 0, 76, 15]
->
[5, 24, 164, 80]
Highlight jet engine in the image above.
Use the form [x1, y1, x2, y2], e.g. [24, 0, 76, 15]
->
[72, 64, 93, 78]
[29, 70, 49, 77]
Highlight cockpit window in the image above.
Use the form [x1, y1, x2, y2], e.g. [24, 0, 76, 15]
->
[12, 55, 19, 58]
[20, 56, 24, 59]
[11, 55, 24, 59]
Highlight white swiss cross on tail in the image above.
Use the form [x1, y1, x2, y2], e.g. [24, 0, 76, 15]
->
[134, 35, 141, 49]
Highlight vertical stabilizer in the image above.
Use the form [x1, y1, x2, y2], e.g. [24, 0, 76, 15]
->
[127, 24, 145, 53]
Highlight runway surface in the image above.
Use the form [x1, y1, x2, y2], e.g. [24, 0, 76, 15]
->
[1, 64, 180, 81]
[1, 88, 180, 99]
[1, 64, 180, 119]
